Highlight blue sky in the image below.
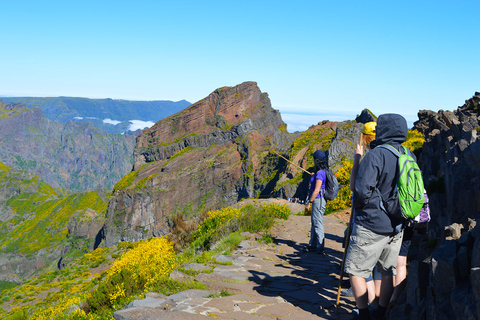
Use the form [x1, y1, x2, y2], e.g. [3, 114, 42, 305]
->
[1, 1, 479, 132]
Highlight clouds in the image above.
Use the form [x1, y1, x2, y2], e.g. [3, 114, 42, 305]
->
[103, 118, 121, 125]
[128, 120, 155, 131]
[103, 118, 155, 132]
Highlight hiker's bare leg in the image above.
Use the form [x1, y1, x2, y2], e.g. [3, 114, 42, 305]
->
[390, 255, 407, 303]
[366, 279, 376, 305]
[350, 274, 369, 309]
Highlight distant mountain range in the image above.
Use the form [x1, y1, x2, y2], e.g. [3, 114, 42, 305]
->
[0, 97, 191, 134]
[0, 101, 138, 191]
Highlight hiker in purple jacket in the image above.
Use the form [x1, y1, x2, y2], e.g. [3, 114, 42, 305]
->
[345, 114, 416, 320]
[304, 150, 328, 255]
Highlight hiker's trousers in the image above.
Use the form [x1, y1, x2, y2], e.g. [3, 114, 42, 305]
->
[309, 197, 326, 252]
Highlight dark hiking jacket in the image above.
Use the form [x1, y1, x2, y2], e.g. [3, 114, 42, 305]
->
[352, 114, 415, 234]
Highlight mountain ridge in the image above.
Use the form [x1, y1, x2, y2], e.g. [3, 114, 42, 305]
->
[0, 101, 138, 191]
[0, 96, 191, 134]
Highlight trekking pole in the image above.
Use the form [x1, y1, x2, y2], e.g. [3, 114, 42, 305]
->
[335, 197, 354, 314]
[271, 150, 313, 175]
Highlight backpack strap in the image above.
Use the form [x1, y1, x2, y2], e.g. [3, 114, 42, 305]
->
[377, 144, 402, 157]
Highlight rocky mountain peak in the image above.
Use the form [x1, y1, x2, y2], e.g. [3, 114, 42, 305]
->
[133, 81, 288, 169]
[462, 91, 480, 111]
[103, 82, 294, 246]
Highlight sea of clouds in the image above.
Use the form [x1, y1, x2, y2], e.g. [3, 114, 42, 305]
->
[74, 117, 155, 132]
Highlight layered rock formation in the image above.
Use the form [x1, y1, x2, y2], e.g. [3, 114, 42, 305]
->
[0, 101, 138, 191]
[103, 82, 295, 246]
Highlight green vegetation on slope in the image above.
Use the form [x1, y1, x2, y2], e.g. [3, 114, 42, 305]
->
[2, 191, 107, 255]
[0, 102, 31, 120]
[0, 161, 109, 279]
[0, 202, 292, 320]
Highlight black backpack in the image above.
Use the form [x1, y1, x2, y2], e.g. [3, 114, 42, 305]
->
[323, 169, 339, 201]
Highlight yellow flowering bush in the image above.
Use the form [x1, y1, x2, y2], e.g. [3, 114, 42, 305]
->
[192, 203, 291, 251]
[81, 247, 108, 268]
[403, 129, 425, 152]
[87, 237, 177, 314]
[265, 203, 291, 220]
[325, 158, 353, 214]
[194, 207, 242, 241]
[33, 295, 84, 320]
[107, 237, 177, 290]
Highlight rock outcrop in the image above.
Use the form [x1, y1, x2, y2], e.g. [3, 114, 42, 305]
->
[389, 92, 480, 320]
[102, 82, 295, 246]
[413, 92, 480, 237]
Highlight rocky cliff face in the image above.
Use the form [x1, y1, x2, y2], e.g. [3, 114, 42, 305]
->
[413, 92, 480, 236]
[390, 92, 480, 320]
[103, 82, 295, 246]
[0, 101, 138, 191]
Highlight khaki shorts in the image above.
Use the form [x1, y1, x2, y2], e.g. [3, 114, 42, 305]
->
[345, 224, 403, 278]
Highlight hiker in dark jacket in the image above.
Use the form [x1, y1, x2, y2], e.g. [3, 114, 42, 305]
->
[345, 114, 414, 320]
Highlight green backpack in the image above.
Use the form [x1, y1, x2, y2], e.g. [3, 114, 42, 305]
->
[379, 144, 425, 220]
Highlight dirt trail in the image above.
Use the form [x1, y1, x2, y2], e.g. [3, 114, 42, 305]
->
[115, 200, 357, 320]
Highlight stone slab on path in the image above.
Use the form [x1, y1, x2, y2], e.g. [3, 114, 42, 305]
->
[114, 200, 357, 319]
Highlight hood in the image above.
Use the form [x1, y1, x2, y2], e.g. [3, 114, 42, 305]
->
[370, 113, 408, 148]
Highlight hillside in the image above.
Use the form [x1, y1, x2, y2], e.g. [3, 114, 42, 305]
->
[0, 101, 137, 191]
[0, 97, 191, 134]
[0, 162, 108, 284]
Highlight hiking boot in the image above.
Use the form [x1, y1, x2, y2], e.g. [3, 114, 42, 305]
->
[341, 287, 354, 297]
[302, 245, 316, 252]
[352, 308, 359, 318]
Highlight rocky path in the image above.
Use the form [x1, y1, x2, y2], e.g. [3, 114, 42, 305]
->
[114, 200, 357, 320]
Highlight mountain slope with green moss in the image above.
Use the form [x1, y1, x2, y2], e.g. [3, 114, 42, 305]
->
[0, 162, 109, 284]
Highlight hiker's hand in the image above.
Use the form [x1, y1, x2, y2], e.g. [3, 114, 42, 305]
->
[305, 203, 311, 212]
[355, 144, 363, 156]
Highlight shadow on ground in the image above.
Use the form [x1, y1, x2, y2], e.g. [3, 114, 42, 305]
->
[247, 232, 356, 319]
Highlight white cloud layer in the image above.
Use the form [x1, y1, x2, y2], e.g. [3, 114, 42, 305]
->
[128, 120, 155, 131]
[103, 118, 121, 125]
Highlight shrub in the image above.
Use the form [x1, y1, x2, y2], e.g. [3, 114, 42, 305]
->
[212, 232, 245, 254]
[191, 203, 291, 251]
[5, 309, 28, 320]
[86, 237, 177, 314]
[81, 248, 108, 268]
[325, 158, 353, 214]
[403, 129, 425, 153]
[113, 171, 138, 191]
